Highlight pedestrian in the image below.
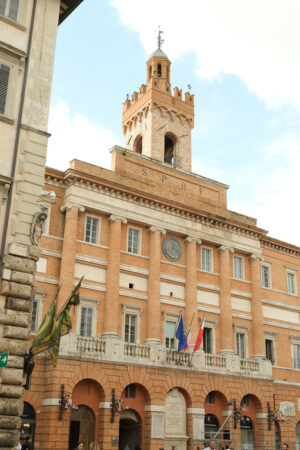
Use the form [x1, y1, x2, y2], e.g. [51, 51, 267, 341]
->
[89, 442, 100, 450]
[22, 435, 32, 450]
[204, 440, 217, 450]
[282, 444, 289, 450]
[74, 443, 84, 450]
[135, 444, 141, 450]
[15, 436, 24, 450]
[124, 445, 130, 450]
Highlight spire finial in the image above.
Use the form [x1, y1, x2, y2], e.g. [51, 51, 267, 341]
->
[157, 25, 164, 49]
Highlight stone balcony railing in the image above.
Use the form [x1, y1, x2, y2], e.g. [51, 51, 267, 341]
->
[60, 332, 272, 378]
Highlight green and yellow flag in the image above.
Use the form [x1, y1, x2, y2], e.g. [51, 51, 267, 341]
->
[30, 290, 58, 356]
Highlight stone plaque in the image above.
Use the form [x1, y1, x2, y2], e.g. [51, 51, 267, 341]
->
[279, 401, 295, 417]
[193, 417, 204, 440]
[152, 414, 164, 438]
[165, 388, 186, 436]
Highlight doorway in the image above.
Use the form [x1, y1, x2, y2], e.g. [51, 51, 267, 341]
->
[21, 402, 35, 443]
[119, 409, 141, 450]
[240, 416, 254, 450]
[69, 405, 95, 450]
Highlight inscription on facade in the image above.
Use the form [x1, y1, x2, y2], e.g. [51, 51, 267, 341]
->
[279, 401, 295, 417]
[165, 389, 185, 435]
[152, 414, 164, 438]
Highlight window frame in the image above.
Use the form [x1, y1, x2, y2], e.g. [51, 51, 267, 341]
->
[127, 226, 141, 255]
[233, 255, 244, 280]
[163, 312, 179, 350]
[122, 304, 142, 344]
[261, 263, 271, 289]
[84, 215, 100, 245]
[30, 290, 46, 335]
[201, 246, 213, 273]
[200, 319, 217, 354]
[290, 336, 300, 369]
[264, 332, 277, 365]
[76, 296, 99, 338]
[0, 0, 20, 22]
[286, 270, 297, 295]
[234, 325, 249, 359]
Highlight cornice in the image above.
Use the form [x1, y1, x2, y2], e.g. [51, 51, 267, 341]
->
[261, 237, 300, 258]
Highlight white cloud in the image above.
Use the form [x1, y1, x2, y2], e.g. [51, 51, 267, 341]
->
[228, 134, 300, 245]
[47, 101, 120, 171]
[111, 0, 300, 109]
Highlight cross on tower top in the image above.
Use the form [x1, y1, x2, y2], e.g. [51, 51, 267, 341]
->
[157, 26, 164, 49]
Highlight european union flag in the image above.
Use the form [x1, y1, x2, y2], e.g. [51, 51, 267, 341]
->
[176, 315, 187, 352]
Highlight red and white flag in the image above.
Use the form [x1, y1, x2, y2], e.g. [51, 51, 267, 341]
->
[193, 317, 205, 353]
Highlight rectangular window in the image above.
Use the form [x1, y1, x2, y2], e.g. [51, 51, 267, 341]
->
[125, 314, 136, 343]
[265, 339, 274, 364]
[165, 320, 176, 349]
[127, 228, 140, 254]
[0, 63, 10, 115]
[203, 327, 212, 354]
[287, 272, 296, 295]
[0, 0, 20, 21]
[292, 344, 300, 369]
[233, 256, 243, 280]
[261, 265, 270, 288]
[201, 248, 212, 272]
[79, 306, 93, 337]
[85, 216, 99, 244]
[236, 332, 246, 358]
[31, 299, 39, 333]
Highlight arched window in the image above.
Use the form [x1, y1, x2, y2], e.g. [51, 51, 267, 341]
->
[134, 135, 143, 154]
[149, 66, 152, 80]
[240, 416, 254, 449]
[164, 134, 176, 164]
[157, 64, 162, 77]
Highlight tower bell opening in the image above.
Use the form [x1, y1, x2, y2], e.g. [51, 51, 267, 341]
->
[134, 135, 143, 154]
[164, 134, 176, 164]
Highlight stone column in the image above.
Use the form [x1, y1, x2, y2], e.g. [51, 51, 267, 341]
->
[58, 204, 84, 311]
[103, 215, 127, 337]
[185, 237, 200, 345]
[249, 254, 265, 358]
[146, 226, 165, 344]
[219, 246, 234, 354]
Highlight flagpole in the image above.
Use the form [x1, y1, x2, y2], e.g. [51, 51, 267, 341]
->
[56, 276, 84, 318]
[212, 410, 233, 440]
[191, 315, 205, 359]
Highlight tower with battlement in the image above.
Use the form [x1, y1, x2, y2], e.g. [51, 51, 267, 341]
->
[122, 39, 194, 171]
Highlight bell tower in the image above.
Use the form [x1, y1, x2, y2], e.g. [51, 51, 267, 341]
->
[122, 30, 194, 171]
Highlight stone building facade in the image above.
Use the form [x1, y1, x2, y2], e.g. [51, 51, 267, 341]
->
[0, 1, 83, 448]
[27, 46, 300, 449]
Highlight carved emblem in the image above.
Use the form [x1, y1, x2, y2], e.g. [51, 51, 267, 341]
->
[30, 211, 47, 246]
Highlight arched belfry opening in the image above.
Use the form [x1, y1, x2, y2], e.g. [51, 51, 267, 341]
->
[134, 135, 143, 154]
[164, 133, 176, 164]
[157, 63, 162, 77]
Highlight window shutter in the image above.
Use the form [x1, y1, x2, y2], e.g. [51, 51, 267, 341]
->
[8, 0, 20, 20]
[0, 63, 10, 115]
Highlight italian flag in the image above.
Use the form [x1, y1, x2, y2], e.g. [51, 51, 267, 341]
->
[193, 317, 205, 353]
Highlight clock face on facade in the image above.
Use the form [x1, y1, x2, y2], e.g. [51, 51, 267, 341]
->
[162, 237, 182, 261]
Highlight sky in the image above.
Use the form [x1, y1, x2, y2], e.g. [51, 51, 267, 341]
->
[47, 0, 300, 246]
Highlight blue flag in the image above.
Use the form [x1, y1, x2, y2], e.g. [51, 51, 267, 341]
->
[176, 315, 187, 352]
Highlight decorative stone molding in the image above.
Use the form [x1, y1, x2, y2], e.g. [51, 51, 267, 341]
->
[30, 211, 48, 245]
[218, 245, 234, 253]
[249, 253, 264, 261]
[60, 204, 85, 213]
[184, 235, 201, 244]
[148, 225, 166, 234]
[108, 214, 127, 223]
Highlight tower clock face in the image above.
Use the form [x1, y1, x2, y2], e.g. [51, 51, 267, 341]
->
[162, 237, 182, 261]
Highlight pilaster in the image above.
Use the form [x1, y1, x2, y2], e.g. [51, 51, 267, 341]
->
[249, 254, 265, 358]
[218, 246, 234, 354]
[185, 236, 201, 345]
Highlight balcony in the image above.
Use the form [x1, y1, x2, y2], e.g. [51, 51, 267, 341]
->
[59, 333, 272, 378]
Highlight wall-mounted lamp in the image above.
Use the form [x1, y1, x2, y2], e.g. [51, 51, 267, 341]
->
[59, 384, 72, 421]
[110, 388, 122, 424]
[267, 397, 284, 430]
[228, 399, 242, 429]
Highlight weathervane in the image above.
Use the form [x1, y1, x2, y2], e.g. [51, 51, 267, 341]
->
[157, 25, 164, 49]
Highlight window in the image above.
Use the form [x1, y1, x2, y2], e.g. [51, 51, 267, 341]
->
[287, 271, 296, 295]
[261, 265, 271, 288]
[205, 392, 214, 404]
[127, 227, 140, 254]
[236, 332, 246, 358]
[265, 339, 275, 364]
[203, 328, 212, 354]
[0, 0, 20, 21]
[125, 384, 136, 398]
[85, 216, 99, 244]
[79, 306, 93, 337]
[233, 255, 243, 280]
[201, 247, 212, 272]
[31, 299, 39, 333]
[125, 314, 136, 343]
[292, 344, 300, 369]
[0, 63, 10, 115]
[157, 64, 162, 77]
[165, 320, 176, 349]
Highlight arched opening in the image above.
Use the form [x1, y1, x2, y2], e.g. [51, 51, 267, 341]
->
[205, 414, 219, 440]
[21, 402, 35, 444]
[148, 65, 152, 80]
[164, 133, 176, 164]
[157, 64, 162, 77]
[205, 391, 229, 441]
[119, 409, 141, 450]
[240, 416, 254, 450]
[69, 405, 95, 450]
[296, 421, 300, 450]
[134, 135, 143, 154]
[165, 388, 188, 450]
